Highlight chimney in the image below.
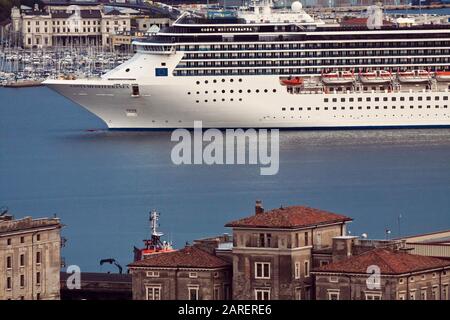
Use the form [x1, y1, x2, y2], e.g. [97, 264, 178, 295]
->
[255, 200, 264, 215]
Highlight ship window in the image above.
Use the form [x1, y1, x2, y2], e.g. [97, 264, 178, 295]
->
[125, 68, 130, 72]
[358, 98, 362, 102]
[366, 98, 371, 102]
[341, 107, 345, 110]
[409, 97, 414, 101]
[324, 98, 329, 103]
[426, 97, 431, 101]
[307, 107, 311, 111]
[299, 108, 303, 111]
[256, 89, 260, 93]
[400, 97, 405, 101]
[247, 90, 251, 93]
[384, 106, 388, 109]
[341, 98, 345, 102]
[418, 97, 423, 101]
[435, 96, 440, 101]
[333, 107, 337, 110]
[273, 89, 277, 93]
[332, 98, 337, 102]
[316, 107, 320, 111]
[290, 107, 294, 111]
[188, 92, 191, 95]
[383, 97, 388, 102]
[435, 105, 439, 108]
[324, 107, 328, 110]
[375, 97, 379, 102]
[392, 97, 397, 101]
[282, 107, 286, 111]
[444, 96, 448, 101]
[427, 105, 431, 109]
[349, 98, 354, 102]
[132, 85, 140, 96]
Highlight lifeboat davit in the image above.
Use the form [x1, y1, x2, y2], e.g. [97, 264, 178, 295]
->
[435, 71, 450, 82]
[397, 70, 431, 83]
[321, 71, 355, 85]
[359, 70, 393, 84]
[280, 76, 303, 86]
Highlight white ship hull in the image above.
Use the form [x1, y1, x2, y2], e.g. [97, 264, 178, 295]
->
[44, 51, 450, 129]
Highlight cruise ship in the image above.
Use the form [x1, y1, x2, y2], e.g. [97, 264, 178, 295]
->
[44, 2, 450, 129]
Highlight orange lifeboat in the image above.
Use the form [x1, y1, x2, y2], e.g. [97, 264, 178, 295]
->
[397, 70, 431, 83]
[435, 71, 450, 82]
[359, 70, 393, 84]
[321, 71, 355, 85]
[280, 76, 303, 86]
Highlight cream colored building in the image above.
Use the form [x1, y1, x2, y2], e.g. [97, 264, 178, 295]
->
[11, 5, 132, 49]
[0, 213, 62, 300]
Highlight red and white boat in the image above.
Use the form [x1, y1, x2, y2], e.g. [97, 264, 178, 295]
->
[359, 70, 393, 84]
[321, 71, 355, 85]
[397, 70, 431, 83]
[280, 76, 303, 86]
[435, 71, 450, 82]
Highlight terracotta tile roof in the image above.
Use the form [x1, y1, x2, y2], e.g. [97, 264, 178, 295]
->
[225, 206, 352, 229]
[314, 248, 450, 275]
[128, 246, 230, 269]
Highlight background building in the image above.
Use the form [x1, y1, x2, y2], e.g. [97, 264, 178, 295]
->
[0, 212, 63, 300]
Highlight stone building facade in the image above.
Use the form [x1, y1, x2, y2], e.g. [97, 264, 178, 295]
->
[313, 246, 450, 300]
[224, 201, 352, 300]
[128, 245, 232, 300]
[0, 214, 63, 300]
[10, 5, 161, 49]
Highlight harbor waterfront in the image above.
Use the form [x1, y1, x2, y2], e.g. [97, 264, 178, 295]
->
[1, 86, 450, 271]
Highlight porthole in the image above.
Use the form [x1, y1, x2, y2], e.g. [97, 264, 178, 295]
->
[239, 98, 242, 101]
[230, 90, 234, 93]
[221, 79, 225, 82]
[247, 89, 251, 93]
[222, 98, 225, 101]
[213, 79, 217, 83]
[196, 100, 199, 103]
[196, 91, 200, 94]
[238, 79, 242, 82]
[125, 68, 130, 72]
[238, 90, 242, 93]
[264, 89, 268, 93]
[205, 91, 208, 94]
[204, 100, 208, 103]
[188, 92, 191, 95]
[205, 80, 208, 84]
[196, 81, 200, 85]
[230, 79, 234, 82]
[256, 89, 260, 93]
[230, 98, 234, 101]
[222, 90, 225, 93]
[273, 89, 276, 93]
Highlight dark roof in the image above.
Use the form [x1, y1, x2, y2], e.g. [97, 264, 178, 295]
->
[128, 246, 230, 269]
[51, 10, 101, 19]
[225, 206, 352, 229]
[314, 248, 450, 275]
[105, 9, 122, 16]
[0, 216, 61, 234]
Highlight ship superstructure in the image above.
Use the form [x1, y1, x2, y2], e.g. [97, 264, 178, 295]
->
[44, 2, 450, 129]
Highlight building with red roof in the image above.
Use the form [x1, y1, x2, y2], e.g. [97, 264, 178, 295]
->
[313, 247, 450, 300]
[128, 245, 231, 300]
[225, 201, 352, 300]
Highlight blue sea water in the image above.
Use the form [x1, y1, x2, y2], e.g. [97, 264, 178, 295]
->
[1, 87, 450, 272]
